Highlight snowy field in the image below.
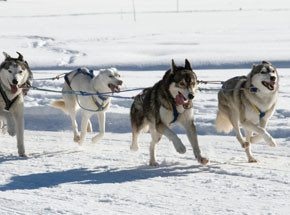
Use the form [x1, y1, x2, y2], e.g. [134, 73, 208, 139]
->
[0, 0, 290, 214]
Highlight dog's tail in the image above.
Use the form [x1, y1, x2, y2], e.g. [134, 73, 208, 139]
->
[216, 110, 233, 133]
[51, 100, 68, 114]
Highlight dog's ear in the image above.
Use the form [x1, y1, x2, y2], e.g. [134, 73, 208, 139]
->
[185, 59, 192, 70]
[252, 64, 257, 69]
[16, 52, 24, 61]
[262, 61, 271, 65]
[171, 59, 177, 72]
[3, 52, 11, 60]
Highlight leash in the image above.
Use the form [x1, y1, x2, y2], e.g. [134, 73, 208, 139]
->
[29, 86, 140, 99]
[197, 80, 224, 85]
[32, 73, 67, 81]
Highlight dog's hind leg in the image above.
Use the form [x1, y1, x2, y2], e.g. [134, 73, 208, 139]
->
[149, 128, 162, 166]
[92, 111, 105, 143]
[78, 112, 91, 145]
[130, 125, 140, 151]
[229, 114, 249, 148]
[244, 130, 257, 162]
[87, 120, 92, 132]
[68, 109, 80, 143]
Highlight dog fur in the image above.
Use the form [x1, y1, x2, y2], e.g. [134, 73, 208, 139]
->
[51, 67, 122, 145]
[216, 61, 279, 162]
[130, 59, 209, 166]
[0, 52, 33, 157]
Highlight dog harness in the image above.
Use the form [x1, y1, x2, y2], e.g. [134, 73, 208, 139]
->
[240, 81, 265, 119]
[0, 82, 19, 111]
[64, 68, 109, 112]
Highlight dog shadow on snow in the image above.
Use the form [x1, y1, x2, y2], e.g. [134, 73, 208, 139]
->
[0, 164, 208, 191]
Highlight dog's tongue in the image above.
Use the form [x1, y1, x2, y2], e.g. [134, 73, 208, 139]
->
[10, 84, 18, 94]
[175, 93, 188, 105]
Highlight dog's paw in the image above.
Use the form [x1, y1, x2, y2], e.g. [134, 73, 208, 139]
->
[149, 160, 159, 167]
[248, 157, 258, 163]
[241, 142, 250, 148]
[92, 133, 104, 143]
[130, 143, 139, 152]
[268, 138, 277, 147]
[173, 140, 186, 154]
[19, 153, 27, 158]
[7, 126, 16, 137]
[73, 134, 81, 143]
[198, 157, 209, 165]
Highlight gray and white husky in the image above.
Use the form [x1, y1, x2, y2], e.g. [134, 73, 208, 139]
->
[216, 61, 279, 162]
[52, 67, 123, 145]
[130, 59, 209, 166]
[0, 52, 33, 157]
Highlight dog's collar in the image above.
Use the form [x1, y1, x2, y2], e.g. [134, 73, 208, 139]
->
[0, 82, 19, 111]
[249, 84, 259, 93]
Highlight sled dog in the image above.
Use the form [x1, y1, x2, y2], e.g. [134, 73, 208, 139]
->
[52, 67, 123, 145]
[216, 61, 279, 162]
[130, 59, 209, 166]
[0, 52, 33, 157]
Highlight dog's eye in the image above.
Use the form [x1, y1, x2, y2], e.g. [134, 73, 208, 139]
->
[19, 70, 23, 74]
[8, 70, 12, 73]
[179, 82, 186, 87]
[109, 75, 114, 78]
[261, 71, 267, 74]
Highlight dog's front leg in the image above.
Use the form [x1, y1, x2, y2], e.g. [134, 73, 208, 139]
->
[242, 121, 276, 147]
[11, 104, 25, 157]
[250, 118, 268, 144]
[157, 123, 186, 154]
[92, 111, 105, 143]
[180, 119, 208, 165]
[0, 110, 15, 136]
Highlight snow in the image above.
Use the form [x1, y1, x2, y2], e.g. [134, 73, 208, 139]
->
[0, 0, 290, 214]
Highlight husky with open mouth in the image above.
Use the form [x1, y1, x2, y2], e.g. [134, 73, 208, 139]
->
[0, 52, 33, 157]
[52, 67, 123, 145]
[130, 59, 209, 166]
[216, 61, 279, 162]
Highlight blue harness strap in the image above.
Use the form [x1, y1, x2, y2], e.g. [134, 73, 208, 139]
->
[65, 68, 94, 88]
[170, 104, 179, 124]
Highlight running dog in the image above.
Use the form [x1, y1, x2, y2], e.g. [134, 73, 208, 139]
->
[216, 61, 279, 162]
[0, 52, 33, 157]
[52, 67, 123, 145]
[130, 59, 209, 166]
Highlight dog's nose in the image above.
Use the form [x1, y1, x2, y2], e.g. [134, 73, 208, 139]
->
[188, 93, 194, 100]
[12, 79, 18, 85]
[118, 80, 123, 85]
[270, 76, 276, 81]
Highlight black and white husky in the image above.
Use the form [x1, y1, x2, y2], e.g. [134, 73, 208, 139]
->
[0, 52, 33, 157]
[130, 60, 209, 166]
[52, 67, 123, 145]
[216, 61, 279, 162]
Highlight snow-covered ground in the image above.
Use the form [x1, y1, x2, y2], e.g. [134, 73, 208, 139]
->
[0, 0, 290, 214]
